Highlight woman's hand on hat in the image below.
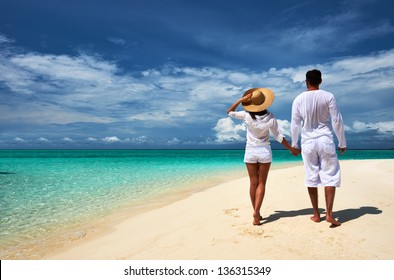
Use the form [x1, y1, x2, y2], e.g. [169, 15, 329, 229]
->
[240, 92, 252, 102]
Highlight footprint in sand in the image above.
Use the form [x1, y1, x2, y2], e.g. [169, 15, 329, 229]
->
[241, 227, 274, 239]
[242, 228, 265, 237]
[224, 208, 240, 218]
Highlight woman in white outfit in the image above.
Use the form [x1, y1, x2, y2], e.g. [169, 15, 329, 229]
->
[227, 88, 300, 225]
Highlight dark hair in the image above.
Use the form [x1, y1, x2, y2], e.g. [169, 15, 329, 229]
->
[249, 110, 268, 120]
[306, 69, 322, 86]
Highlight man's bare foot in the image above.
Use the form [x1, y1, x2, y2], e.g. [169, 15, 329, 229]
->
[326, 217, 341, 227]
[310, 215, 321, 223]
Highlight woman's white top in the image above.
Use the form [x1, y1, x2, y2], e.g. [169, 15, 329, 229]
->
[228, 111, 284, 147]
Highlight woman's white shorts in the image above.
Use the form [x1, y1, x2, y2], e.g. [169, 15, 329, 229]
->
[244, 146, 272, 163]
[301, 136, 341, 187]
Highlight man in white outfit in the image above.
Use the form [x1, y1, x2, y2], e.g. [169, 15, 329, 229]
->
[291, 69, 346, 226]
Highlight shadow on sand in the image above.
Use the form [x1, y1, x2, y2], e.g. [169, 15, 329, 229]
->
[333, 206, 382, 223]
[263, 206, 382, 226]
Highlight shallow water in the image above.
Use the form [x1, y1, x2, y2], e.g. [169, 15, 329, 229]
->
[0, 149, 392, 259]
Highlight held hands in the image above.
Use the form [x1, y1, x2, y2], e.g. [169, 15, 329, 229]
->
[281, 138, 300, 156]
[338, 147, 346, 156]
[290, 147, 301, 156]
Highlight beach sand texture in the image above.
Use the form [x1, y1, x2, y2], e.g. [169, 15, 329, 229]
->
[47, 159, 394, 260]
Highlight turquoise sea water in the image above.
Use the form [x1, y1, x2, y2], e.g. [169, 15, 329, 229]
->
[1, 149, 393, 259]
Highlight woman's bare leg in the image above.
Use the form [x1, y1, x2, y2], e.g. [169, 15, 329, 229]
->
[246, 163, 259, 224]
[246, 162, 271, 225]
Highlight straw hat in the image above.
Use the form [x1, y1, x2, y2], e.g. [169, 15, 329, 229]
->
[241, 88, 275, 112]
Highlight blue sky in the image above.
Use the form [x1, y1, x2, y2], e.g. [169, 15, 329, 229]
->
[0, 0, 393, 149]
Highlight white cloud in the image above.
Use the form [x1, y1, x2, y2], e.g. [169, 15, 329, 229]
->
[2, 45, 394, 126]
[10, 54, 118, 83]
[62, 137, 74, 142]
[126, 110, 187, 125]
[351, 121, 394, 134]
[278, 10, 394, 52]
[1, 38, 393, 147]
[213, 117, 245, 143]
[124, 136, 153, 144]
[277, 119, 291, 137]
[262, 49, 394, 103]
[0, 103, 114, 125]
[167, 138, 181, 145]
[37, 137, 50, 142]
[13, 137, 25, 142]
[102, 136, 121, 143]
[107, 37, 126, 46]
[0, 34, 13, 44]
[331, 49, 394, 77]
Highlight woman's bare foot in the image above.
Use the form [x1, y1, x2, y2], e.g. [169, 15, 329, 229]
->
[310, 215, 321, 223]
[253, 214, 262, 226]
[326, 217, 341, 227]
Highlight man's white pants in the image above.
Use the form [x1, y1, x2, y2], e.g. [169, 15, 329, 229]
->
[301, 136, 341, 187]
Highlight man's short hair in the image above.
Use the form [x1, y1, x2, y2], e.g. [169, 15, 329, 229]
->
[306, 69, 322, 86]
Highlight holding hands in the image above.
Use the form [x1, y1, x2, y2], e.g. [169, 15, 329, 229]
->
[290, 147, 301, 156]
[338, 146, 346, 156]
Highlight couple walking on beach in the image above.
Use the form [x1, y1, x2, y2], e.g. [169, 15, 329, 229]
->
[227, 69, 346, 227]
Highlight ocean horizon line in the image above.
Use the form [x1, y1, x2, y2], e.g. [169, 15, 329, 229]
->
[1, 148, 393, 151]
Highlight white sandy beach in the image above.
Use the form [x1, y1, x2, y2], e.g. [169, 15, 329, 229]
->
[46, 159, 394, 260]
